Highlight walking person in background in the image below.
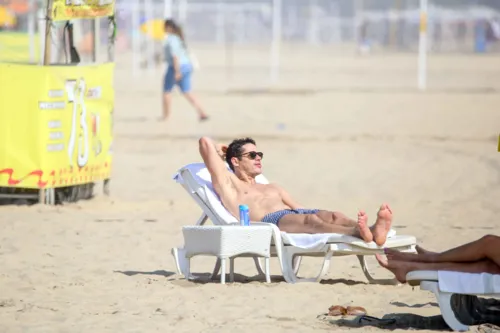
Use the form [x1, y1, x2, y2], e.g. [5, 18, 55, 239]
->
[161, 19, 209, 122]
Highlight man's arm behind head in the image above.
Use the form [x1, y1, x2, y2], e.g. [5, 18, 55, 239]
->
[198, 136, 231, 182]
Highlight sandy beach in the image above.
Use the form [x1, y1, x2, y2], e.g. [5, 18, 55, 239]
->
[1, 48, 499, 332]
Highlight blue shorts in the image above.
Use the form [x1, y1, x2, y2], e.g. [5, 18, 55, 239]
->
[261, 209, 320, 226]
[163, 64, 192, 93]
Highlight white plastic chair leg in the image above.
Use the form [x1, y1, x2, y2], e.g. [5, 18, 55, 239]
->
[421, 281, 469, 332]
[171, 247, 190, 276]
[357, 255, 399, 285]
[253, 257, 266, 277]
[314, 251, 333, 282]
[220, 258, 226, 284]
[230, 258, 235, 282]
[186, 258, 191, 280]
[265, 258, 271, 283]
[281, 249, 333, 283]
[276, 248, 297, 283]
[216, 257, 269, 283]
[293, 256, 302, 275]
[211, 258, 221, 280]
[195, 213, 208, 226]
[171, 248, 182, 274]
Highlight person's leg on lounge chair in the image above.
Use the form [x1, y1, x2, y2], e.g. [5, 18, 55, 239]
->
[384, 234, 500, 267]
[315, 210, 358, 227]
[278, 204, 393, 246]
[375, 254, 500, 283]
[278, 213, 358, 234]
[319, 204, 393, 245]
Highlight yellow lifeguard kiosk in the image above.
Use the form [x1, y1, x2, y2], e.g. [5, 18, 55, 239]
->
[0, 0, 116, 204]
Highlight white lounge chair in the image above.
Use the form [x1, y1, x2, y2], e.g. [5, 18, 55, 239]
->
[407, 270, 500, 331]
[171, 163, 417, 284]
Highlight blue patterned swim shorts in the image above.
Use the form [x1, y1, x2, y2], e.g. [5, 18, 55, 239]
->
[261, 209, 320, 226]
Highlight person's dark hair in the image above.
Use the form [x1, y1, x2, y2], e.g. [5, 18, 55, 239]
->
[164, 18, 187, 48]
[225, 137, 256, 171]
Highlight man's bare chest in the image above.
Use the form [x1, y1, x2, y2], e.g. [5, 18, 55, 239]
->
[238, 184, 281, 202]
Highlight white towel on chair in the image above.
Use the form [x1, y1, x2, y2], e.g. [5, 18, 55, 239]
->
[173, 163, 218, 192]
[281, 229, 397, 251]
[281, 233, 337, 251]
[438, 271, 500, 294]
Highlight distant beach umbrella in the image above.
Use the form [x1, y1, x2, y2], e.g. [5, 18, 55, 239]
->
[0, 6, 16, 27]
[140, 19, 166, 41]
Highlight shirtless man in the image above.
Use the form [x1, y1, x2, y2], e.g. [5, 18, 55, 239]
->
[375, 234, 500, 283]
[199, 136, 393, 246]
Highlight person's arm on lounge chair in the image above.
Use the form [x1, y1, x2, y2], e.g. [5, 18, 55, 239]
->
[277, 186, 304, 210]
[198, 136, 231, 183]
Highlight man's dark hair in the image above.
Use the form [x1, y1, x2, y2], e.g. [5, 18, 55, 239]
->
[225, 137, 256, 171]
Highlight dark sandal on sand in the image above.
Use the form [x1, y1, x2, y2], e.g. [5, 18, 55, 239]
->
[357, 315, 397, 327]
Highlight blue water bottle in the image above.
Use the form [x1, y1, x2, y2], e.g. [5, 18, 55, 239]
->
[239, 204, 250, 226]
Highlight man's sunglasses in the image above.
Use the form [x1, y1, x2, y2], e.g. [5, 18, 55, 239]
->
[238, 151, 264, 160]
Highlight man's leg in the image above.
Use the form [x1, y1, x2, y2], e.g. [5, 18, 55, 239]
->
[278, 212, 380, 244]
[385, 235, 500, 267]
[375, 254, 500, 283]
[315, 210, 358, 227]
[278, 213, 368, 240]
[316, 204, 393, 246]
[313, 210, 372, 242]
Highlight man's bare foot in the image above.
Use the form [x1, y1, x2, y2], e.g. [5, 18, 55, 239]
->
[357, 210, 373, 243]
[375, 254, 410, 283]
[372, 204, 393, 246]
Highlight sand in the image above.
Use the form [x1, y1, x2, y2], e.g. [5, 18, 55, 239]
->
[1, 47, 500, 332]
